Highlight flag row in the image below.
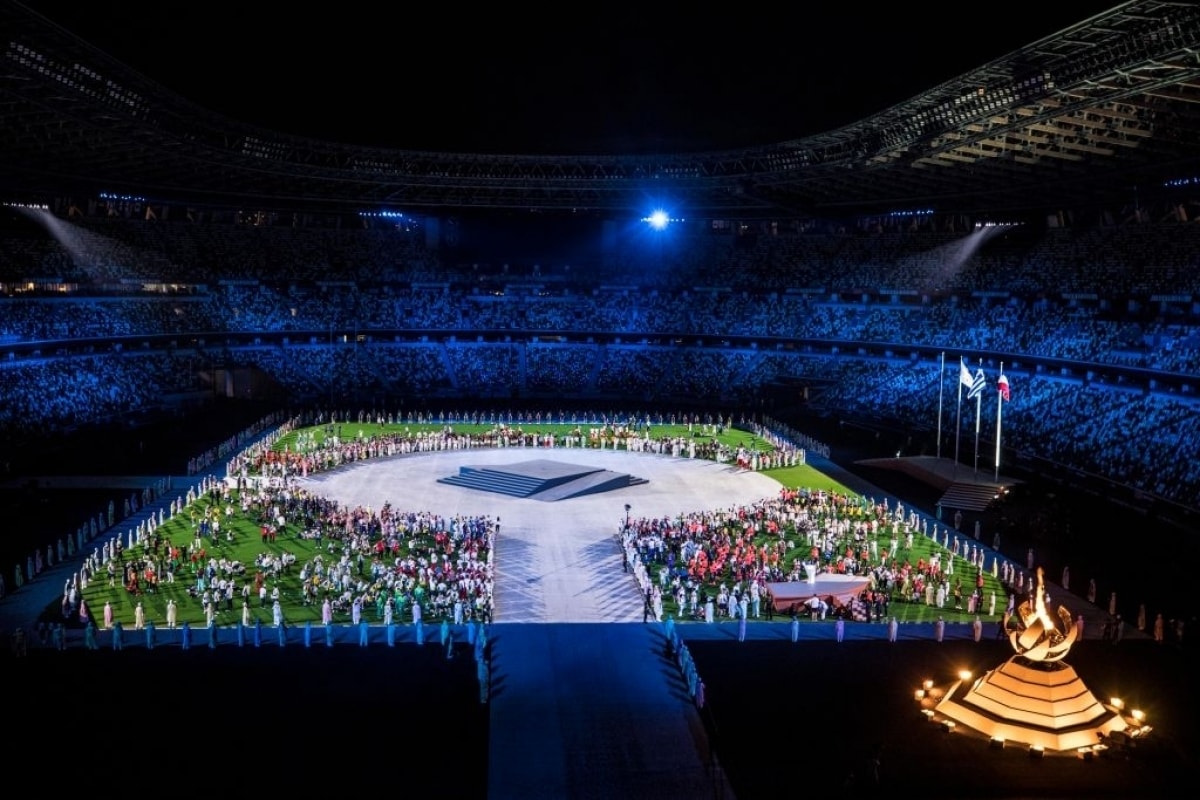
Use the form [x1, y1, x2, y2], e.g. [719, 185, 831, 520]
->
[957, 357, 1010, 402]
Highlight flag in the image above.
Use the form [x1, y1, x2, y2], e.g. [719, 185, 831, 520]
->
[967, 368, 986, 401]
[997, 372, 1010, 402]
[959, 358, 973, 391]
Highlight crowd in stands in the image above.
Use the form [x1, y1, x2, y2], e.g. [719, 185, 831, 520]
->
[0, 351, 212, 435]
[3, 212, 1200, 514]
[2, 289, 1197, 379]
[4, 288, 1197, 377]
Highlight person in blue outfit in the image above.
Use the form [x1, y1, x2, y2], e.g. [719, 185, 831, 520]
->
[474, 625, 487, 662]
[111, 620, 123, 651]
[325, 622, 334, 648]
[253, 618, 262, 647]
[145, 619, 156, 650]
[359, 619, 369, 647]
[235, 621, 245, 648]
[477, 657, 490, 704]
[304, 620, 312, 648]
[181, 620, 192, 650]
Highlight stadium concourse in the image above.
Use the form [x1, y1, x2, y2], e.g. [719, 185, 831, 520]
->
[1, 441, 1193, 799]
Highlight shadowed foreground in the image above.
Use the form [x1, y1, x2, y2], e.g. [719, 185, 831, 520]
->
[5, 624, 1192, 799]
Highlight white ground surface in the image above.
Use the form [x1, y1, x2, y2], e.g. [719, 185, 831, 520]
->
[296, 447, 781, 623]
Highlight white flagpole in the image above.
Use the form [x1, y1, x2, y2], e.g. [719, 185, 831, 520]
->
[973, 358, 983, 477]
[937, 352, 945, 460]
[994, 361, 1004, 482]
[954, 357, 963, 477]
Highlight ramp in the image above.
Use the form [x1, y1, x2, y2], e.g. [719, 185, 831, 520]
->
[487, 623, 733, 799]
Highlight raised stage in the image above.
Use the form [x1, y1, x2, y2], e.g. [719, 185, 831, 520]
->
[437, 458, 648, 501]
[855, 456, 1022, 513]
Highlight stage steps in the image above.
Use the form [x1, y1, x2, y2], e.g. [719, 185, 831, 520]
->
[438, 466, 555, 498]
[938, 481, 1003, 513]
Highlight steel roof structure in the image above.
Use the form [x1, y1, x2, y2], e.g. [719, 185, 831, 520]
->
[3, 0, 1200, 220]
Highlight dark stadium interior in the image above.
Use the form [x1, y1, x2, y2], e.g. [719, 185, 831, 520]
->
[2, 1, 1198, 797]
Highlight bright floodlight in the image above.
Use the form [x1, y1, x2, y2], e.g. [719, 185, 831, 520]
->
[645, 210, 670, 230]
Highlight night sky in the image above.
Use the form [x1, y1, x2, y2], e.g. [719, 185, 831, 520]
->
[22, 1, 1121, 155]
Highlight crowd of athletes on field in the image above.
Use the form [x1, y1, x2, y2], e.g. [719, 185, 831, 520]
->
[3, 407, 812, 631]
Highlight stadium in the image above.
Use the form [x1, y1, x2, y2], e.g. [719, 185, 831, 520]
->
[1, 1, 1197, 797]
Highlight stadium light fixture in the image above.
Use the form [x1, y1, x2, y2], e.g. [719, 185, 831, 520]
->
[643, 210, 671, 230]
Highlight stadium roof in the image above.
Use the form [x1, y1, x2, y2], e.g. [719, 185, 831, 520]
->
[3, 0, 1200, 220]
